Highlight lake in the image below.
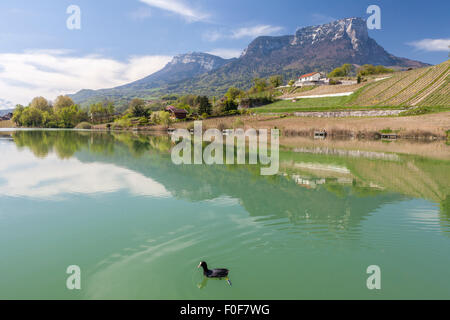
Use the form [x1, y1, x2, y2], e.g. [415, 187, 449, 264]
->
[0, 130, 449, 299]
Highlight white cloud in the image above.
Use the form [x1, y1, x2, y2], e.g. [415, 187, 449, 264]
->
[207, 48, 242, 59]
[231, 25, 283, 39]
[0, 149, 171, 200]
[408, 38, 450, 52]
[0, 98, 14, 110]
[0, 50, 172, 107]
[139, 0, 209, 22]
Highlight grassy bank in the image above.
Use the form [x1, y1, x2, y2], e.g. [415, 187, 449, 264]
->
[253, 95, 357, 113]
[252, 88, 409, 113]
[166, 111, 450, 139]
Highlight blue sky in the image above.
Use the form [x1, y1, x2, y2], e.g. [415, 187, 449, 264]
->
[0, 0, 449, 108]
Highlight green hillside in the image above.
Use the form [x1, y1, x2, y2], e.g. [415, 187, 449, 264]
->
[350, 60, 450, 107]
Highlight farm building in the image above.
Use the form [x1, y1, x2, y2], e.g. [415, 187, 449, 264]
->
[295, 72, 329, 87]
[0, 112, 13, 121]
[165, 106, 188, 120]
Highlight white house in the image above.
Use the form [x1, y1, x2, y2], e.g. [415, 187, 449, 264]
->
[294, 72, 327, 87]
[299, 72, 322, 82]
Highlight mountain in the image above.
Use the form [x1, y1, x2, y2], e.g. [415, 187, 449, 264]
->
[173, 17, 427, 95]
[0, 108, 14, 116]
[70, 53, 235, 108]
[122, 52, 235, 90]
[70, 17, 428, 106]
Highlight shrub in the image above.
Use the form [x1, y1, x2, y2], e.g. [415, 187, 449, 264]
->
[151, 111, 172, 126]
[357, 64, 394, 76]
[329, 79, 339, 85]
[137, 117, 149, 125]
[328, 64, 352, 77]
[400, 106, 433, 116]
[129, 98, 149, 117]
[113, 117, 132, 128]
[239, 96, 273, 108]
[75, 122, 92, 129]
[150, 112, 160, 124]
[220, 99, 238, 113]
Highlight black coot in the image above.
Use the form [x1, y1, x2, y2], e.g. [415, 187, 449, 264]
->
[197, 261, 232, 286]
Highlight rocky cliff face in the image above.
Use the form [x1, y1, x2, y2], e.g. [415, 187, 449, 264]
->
[291, 18, 368, 49]
[168, 52, 230, 72]
[236, 17, 425, 72]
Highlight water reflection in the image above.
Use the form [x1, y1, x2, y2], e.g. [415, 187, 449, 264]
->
[1, 130, 449, 299]
[0, 132, 170, 199]
[2, 130, 449, 230]
[197, 276, 229, 290]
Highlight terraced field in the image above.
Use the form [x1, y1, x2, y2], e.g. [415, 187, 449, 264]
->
[349, 60, 450, 107]
[417, 77, 450, 107]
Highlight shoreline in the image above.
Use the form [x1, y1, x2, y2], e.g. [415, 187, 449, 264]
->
[93, 112, 450, 139]
[3, 112, 450, 140]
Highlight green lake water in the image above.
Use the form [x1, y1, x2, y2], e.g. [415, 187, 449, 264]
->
[0, 130, 449, 299]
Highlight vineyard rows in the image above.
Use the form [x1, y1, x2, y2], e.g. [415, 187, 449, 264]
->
[418, 78, 450, 107]
[381, 62, 450, 106]
[347, 60, 450, 107]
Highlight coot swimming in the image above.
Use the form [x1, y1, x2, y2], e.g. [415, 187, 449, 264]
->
[197, 261, 232, 286]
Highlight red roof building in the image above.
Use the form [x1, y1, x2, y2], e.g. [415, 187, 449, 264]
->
[165, 106, 188, 119]
[298, 72, 321, 80]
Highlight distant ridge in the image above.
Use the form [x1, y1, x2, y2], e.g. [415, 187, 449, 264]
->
[0, 108, 14, 116]
[70, 17, 429, 108]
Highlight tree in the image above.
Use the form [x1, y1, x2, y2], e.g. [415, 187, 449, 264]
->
[106, 102, 115, 115]
[30, 96, 51, 112]
[55, 105, 87, 128]
[129, 98, 148, 117]
[252, 78, 269, 92]
[20, 107, 43, 127]
[12, 105, 25, 126]
[269, 75, 283, 88]
[151, 111, 172, 127]
[225, 87, 244, 101]
[42, 111, 58, 128]
[178, 94, 197, 107]
[328, 64, 352, 77]
[53, 95, 74, 111]
[357, 64, 394, 76]
[219, 98, 238, 113]
[197, 96, 212, 115]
